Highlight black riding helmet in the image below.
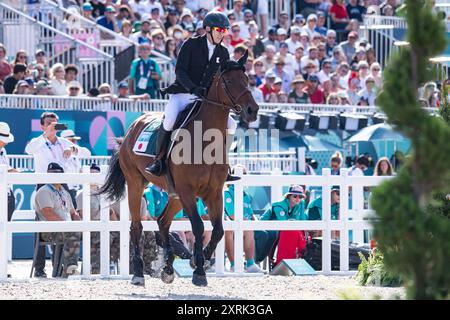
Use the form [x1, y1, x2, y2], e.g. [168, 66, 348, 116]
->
[202, 11, 230, 29]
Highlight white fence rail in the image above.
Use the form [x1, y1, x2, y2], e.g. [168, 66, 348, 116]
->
[0, 165, 385, 280]
[7, 149, 302, 174]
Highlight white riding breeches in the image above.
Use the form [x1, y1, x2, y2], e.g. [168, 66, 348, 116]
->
[162, 93, 237, 134]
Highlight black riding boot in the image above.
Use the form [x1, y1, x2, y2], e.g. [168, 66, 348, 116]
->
[146, 126, 172, 176]
[226, 165, 241, 181]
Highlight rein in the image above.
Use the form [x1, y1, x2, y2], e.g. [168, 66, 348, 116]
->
[197, 69, 251, 115]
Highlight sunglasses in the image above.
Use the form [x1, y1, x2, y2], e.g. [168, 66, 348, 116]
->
[19, 56, 27, 59]
[373, 68, 380, 71]
[291, 194, 302, 199]
[70, 87, 80, 91]
[154, 36, 164, 40]
[359, 66, 368, 69]
[232, 29, 240, 33]
[211, 27, 228, 33]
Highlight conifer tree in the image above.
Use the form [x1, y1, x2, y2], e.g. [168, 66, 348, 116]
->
[370, 0, 450, 299]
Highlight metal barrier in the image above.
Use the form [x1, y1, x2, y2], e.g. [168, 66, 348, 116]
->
[0, 165, 383, 279]
[0, 2, 115, 93]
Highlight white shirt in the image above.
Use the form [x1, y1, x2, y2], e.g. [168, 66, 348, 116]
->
[64, 144, 91, 190]
[207, 39, 216, 60]
[249, 86, 264, 102]
[25, 135, 76, 173]
[350, 166, 364, 176]
[285, 38, 301, 54]
[317, 70, 331, 84]
[50, 79, 67, 96]
[0, 147, 9, 168]
[129, 0, 151, 15]
[236, 21, 250, 40]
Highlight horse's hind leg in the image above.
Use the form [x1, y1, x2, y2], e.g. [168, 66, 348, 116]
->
[157, 197, 182, 284]
[178, 193, 207, 287]
[127, 182, 146, 286]
[203, 192, 225, 267]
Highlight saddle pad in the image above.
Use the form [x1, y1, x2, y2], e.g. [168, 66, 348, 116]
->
[133, 117, 162, 157]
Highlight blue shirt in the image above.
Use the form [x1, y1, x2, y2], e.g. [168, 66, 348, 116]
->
[96, 16, 115, 31]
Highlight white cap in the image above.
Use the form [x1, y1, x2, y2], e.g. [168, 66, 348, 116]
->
[277, 28, 287, 36]
[0, 122, 14, 144]
[307, 14, 318, 21]
[60, 129, 81, 140]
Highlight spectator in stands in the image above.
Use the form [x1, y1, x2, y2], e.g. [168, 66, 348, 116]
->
[116, 80, 150, 100]
[317, 42, 327, 67]
[329, 0, 350, 42]
[0, 122, 17, 222]
[325, 30, 338, 58]
[370, 62, 382, 88]
[164, 8, 180, 30]
[302, 59, 318, 80]
[315, 11, 328, 36]
[330, 72, 344, 93]
[285, 26, 302, 55]
[339, 31, 358, 64]
[291, 14, 306, 30]
[29, 63, 46, 83]
[272, 11, 290, 32]
[13, 80, 31, 95]
[151, 29, 166, 54]
[347, 71, 361, 105]
[35, 80, 52, 96]
[275, 43, 296, 77]
[305, 74, 325, 104]
[3, 63, 26, 94]
[131, 19, 151, 44]
[164, 37, 178, 66]
[81, 2, 95, 21]
[97, 5, 120, 33]
[256, 185, 308, 268]
[12, 49, 28, 67]
[288, 75, 309, 103]
[347, 0, 367, 22]
[337, 62, 351, 89]
[66, 81, 83, 97]
[231, 0, 244, 22]
[259, 71, 276, 102]
[0, 44, 12, 82]
[350, 47, 367, 69]
[116, 5, 133, 30]
[380, 0, 398, 16]
[64, 64, 78, 83]
[326, 92, 341, 105]
[236, 9, 254, 40]
[350, 154, 370, 176]
[258, 44, 276, 72]
[34, 162, 82, 277]
[233, 44, 248, 62]
[129, 42, 162, 99]
[248, 71, 264, 103]
[224, 165, 263, 273]
[358, 76, 377, 105]
[230, 23, 245, 47]
[276, 27, 288, 44]
[297, 1, 320, 18]
[338, 90, 350, 104]
[214, 0, 228, 12]
[90, 0, 106, 18]
[277, 91, 288, 103]
[252, 60, 264, 85]
[382, 4, 394, 16]
[247, 21, 265, 58]
[49, 63, 67, 96]
[357, 60, 370, 90]
[344, 18, 361, 41]
[317, 59, 333, 84]
[330, 151, 343, 175]
[373, 157, 394, 176]
[300, 46, 320, 74]
[262, 27, 279, 50]
[0, 80, 3, 94]
[303, 13, 318, 39]
[120, 19, 134, 41]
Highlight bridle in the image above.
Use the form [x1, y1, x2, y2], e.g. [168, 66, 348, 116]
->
[197, 69, 251, 115]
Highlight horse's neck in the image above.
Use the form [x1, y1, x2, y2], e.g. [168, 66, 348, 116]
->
[196, 81, 229, 131]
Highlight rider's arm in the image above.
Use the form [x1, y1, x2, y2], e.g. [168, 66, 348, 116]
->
[175, 38, 197, 92]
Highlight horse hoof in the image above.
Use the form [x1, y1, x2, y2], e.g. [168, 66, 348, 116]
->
[131, 276, 145, 286]
[192, 274, 208, 287]
[161, 270, 175, 284]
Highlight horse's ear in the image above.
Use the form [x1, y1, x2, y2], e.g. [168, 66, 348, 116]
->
[237, 49, 248, 67]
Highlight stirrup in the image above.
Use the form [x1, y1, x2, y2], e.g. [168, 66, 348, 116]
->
[226, 173, 241, 181]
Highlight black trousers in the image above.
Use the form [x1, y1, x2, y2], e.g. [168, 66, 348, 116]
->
[34, 183, 72, 272]
[254, 230, 278, 264]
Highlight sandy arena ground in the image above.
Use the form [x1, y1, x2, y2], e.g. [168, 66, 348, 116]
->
[0, 260, 405, 300]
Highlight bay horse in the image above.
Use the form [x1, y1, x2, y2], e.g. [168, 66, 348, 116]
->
[99, 54, 259, 286]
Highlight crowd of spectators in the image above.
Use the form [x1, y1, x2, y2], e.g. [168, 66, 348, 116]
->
[3, 0, 443, 107]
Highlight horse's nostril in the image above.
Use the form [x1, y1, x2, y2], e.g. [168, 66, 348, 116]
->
[247, 106, 252, 115]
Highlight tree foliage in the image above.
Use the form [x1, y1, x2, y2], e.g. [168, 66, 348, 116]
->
[370, 0, 450, 299]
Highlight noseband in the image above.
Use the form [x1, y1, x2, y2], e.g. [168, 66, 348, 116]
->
[198, 69, 251, 115]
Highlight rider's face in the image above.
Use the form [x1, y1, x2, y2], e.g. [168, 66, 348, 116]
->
[207, 26, 226, 43]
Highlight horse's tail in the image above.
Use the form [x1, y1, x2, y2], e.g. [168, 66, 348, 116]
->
[97, 138, 126, 202]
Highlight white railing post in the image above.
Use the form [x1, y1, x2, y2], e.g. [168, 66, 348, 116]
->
[339, 169, 350, 272]
[119, 187, 130, 278]
[81, 165, 91, 276]
[99, 165, 110, 277]
[233, 170, 245, 275]
[321, 168, 332, 274]
[0, 165, 9, 279]
[215, 198, 225, 275]
[297, 147, 306, 173]
[353, 178, 365, 244]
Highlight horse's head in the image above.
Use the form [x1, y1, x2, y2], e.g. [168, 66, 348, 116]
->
[214, 50, 259, 123]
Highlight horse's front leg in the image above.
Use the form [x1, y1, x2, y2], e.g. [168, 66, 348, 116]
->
[203, 193, 225, 267]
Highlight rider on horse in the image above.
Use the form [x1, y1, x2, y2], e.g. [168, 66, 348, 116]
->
[146, 11, 240, 181]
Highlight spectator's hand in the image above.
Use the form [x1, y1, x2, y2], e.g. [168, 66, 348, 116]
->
[43, 121, 57, 138]
[110, 96, 119, 103]
[63, 147, 72, 159]
[141, 93, 150, 100]
[71, 211, 81, 221]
